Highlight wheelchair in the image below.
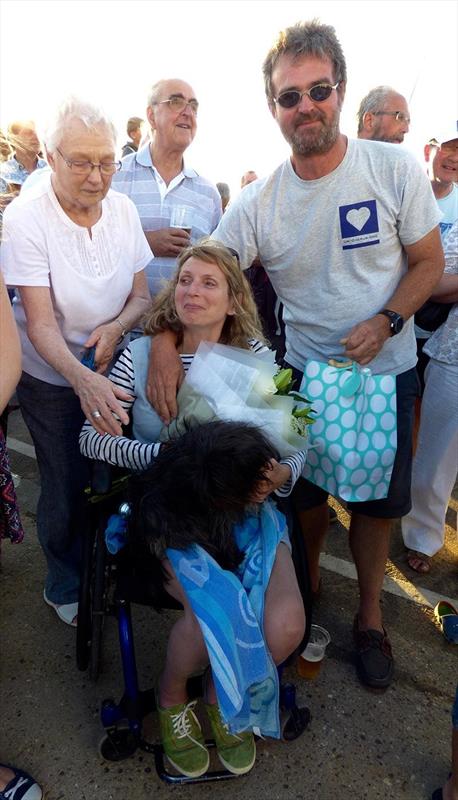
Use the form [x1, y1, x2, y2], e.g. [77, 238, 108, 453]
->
[76, 461, 314, 785]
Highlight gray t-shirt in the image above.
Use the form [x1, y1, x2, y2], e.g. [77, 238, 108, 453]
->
[214, 139, 441, 376]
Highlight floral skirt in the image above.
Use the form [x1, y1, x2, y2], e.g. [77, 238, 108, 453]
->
[0, 427, 24, 544]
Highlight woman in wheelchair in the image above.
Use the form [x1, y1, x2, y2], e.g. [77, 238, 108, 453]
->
[79, 240, 306, 777]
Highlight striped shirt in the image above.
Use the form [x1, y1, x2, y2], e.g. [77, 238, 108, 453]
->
[112, 143, 222, 297]
[79, 339, 306, 497]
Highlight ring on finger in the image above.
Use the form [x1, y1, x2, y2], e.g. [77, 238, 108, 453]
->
[92, 410, 102, 420]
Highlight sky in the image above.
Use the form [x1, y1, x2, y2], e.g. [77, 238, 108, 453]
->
[0, 0, 457, 197]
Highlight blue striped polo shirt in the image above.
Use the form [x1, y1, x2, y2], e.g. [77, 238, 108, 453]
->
[112, 143, 222, 296]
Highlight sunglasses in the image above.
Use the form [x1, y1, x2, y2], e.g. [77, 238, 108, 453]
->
[273, 82, 340, 109]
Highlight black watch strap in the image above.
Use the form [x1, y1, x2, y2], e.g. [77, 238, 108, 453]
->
[379, 309, 404, 336]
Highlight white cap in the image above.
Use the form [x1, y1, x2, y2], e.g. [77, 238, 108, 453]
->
[429, 121, 458, 146]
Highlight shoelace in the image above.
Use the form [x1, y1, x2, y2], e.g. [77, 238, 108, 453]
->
[170, 701, 207, 750]
[4, 775, 31, 799]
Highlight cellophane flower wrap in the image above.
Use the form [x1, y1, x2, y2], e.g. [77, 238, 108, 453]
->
[160, 341, 314, 458]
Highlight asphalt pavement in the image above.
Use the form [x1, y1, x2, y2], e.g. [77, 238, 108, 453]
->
[1, 406, 457, 800]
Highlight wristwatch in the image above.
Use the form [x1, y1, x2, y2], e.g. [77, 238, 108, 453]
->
[378, 309, 404, 336]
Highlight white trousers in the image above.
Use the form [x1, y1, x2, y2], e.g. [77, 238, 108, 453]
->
[402, 358, 458, 556]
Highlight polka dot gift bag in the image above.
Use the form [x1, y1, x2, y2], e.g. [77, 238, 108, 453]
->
[300, 360, 397, 502]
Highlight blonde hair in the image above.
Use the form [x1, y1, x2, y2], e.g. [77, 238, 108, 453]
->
[143, 239, 266, 349]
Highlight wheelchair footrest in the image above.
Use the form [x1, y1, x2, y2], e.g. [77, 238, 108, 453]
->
[141, 739, 240, 784]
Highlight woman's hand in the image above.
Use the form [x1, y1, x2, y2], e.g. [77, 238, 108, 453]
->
[84, 322, 122, 374]
[250, 459, 292, 503]
[73, 368, 132, 436]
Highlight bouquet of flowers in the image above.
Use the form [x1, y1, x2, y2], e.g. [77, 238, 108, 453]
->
[160, 342, 315, 458]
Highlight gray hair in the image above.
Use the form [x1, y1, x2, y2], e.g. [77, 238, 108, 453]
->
[43, 96, 117, 153]
[147, 81, 164, 108]
[262, 19, 347, 101]
[216, 182, 230, 202]
[357, 86, 400, 133]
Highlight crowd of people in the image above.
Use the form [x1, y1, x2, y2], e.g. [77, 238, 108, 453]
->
[0, 17, 456, 799]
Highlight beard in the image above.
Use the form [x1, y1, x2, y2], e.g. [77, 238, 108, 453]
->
[286, 109, 340, 156]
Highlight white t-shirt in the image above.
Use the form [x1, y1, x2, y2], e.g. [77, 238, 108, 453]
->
[0, 175, 152, 385]
[437, 183, 458, 241]
[214, 138, 441, 376]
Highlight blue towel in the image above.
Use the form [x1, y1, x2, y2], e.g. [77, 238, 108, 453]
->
[105, 514, 128, 555]
[166, 499, 286, 739]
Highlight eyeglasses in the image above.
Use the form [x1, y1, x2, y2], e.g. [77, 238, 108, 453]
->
[372, 111, 411, 124]
[154, 96, 199, 115]
[56, 147, 122, 176]
[273, 82, 340, 109]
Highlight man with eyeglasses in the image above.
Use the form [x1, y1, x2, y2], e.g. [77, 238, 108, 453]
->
[146, 20, 444, 691]
[356, 86, 410, 143]
[402, 123, 458, 576]
[412, 124, 458, 395]
[112, 79, 222, 298]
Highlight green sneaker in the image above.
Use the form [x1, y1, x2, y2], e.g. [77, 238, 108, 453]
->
[205, 703, 256, 775]
[157, 699, 210, 778]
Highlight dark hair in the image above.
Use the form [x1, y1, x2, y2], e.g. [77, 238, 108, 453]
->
[262, 19, 347, 101]
[131, 420, 278, 572]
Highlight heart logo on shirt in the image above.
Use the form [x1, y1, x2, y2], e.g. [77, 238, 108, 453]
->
[346, 207, 371, 231]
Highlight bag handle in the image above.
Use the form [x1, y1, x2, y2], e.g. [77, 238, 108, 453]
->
[327, 359, 363, 398]
[328, 358, 353, 369]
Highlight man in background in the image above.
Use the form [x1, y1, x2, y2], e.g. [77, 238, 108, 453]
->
[241, 170, 258, 188]
[357, 86, 410, 143]
[424, 125, 458, 238]
[414, 123, 458, 388]
[112, 79, 221, 297]
[121, 116, 144, 157]
[0, 120, 47, 195]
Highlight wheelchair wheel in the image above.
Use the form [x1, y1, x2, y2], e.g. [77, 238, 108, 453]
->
[76, 523, 95, 672]
[89, 524, 107, 681]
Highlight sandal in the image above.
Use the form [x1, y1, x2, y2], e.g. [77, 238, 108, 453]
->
[406, 549, 431, 574]
[43, 590, 78, 627]
[0, 764, 43, 800]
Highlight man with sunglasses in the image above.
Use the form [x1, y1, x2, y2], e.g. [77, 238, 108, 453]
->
[112, 79, 222, 298]
[357, 86, 410, 144]
[146, 20, 444, 691]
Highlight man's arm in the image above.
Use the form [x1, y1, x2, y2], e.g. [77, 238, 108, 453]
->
[146, 330, 183, 423]
[429, 274, 458, 304]
[343, 226, 445, 365]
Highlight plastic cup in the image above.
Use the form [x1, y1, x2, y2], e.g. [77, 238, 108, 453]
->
[170, 205, 193, 232]
[297, 624, 331, 679]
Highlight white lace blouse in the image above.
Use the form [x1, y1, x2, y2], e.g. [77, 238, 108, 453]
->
[0, 175, 151, 385]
